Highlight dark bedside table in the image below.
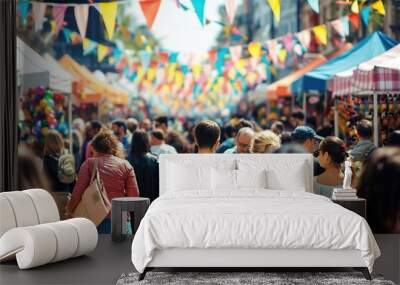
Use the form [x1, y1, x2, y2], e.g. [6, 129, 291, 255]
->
[332, 198, 366, 219]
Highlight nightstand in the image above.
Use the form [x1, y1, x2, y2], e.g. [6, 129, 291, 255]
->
[332, 198, 366, 219]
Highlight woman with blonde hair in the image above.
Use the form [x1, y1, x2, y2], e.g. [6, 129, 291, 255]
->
[68, 128, 139, 233]
[252, 130, 281, 153]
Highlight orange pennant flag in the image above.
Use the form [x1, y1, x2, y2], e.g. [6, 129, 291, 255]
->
[348, 13, 360, 29]
[312, 24, 327, 45]
[139, 0, 162, 28]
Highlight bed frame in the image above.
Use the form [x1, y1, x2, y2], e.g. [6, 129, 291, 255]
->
[138, 154, 372, 281]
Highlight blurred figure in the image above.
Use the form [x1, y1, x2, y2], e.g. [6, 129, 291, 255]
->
[220, 122, 235, 143]
[140, 118, 152, 132]
[350, 119, 376, 164]
[306, 115, 317, 130]
[43, 130, 73, 192]
[72, 130, 83, 171]
[216, 119, 253, 153]
[82, 121, 102, 162]
[154, 116, 169, 135]
[166, 131, 189, 153]
[126, 117, 139, 139]
[280, 132, 292, 145]
[271, 121, 284, 136]
[252, 130, 281, 153]
[273, 143, 307, 154]
[112, 119, 130, 156]
[317, 123, 334, 138]
[68, 129, 139, 234]
[72, 118, 85, 135]
[225, 127, 255, 154]
[387, 130, 400, 147]
[194, 120, 221, 154]
[150, 129, 177, 158]
[291, 126, 325, 176]
[314, 137, 347, 198]
[289, 111, 305, 130]
[357, 148, 400, 233]
[128, 130, 159, 202]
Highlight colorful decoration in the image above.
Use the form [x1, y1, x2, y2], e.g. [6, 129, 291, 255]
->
[361, 6, 371, 27]
[98, 2, 118, 39]
[371, 0, 385, 15]
[74, 4, 89, 38]
[32, 2, 46, 32]
[312, 25, 328, 45]
[225, 0, 237, 25]
[139, 0, 162, 29]
[267, 0, 281, 22]
[191, 0, 207, 26]
[307, 0, 319, 13]
[52, 5, 67, 34]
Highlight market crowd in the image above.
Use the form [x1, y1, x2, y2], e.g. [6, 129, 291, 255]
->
[17, 113, 400, 234]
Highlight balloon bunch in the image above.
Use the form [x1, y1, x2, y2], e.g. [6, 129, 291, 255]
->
[20, 86, 68, 144]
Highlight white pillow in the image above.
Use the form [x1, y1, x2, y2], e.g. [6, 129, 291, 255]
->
[212, 168, 237, 190]
[236, 169, 267, 189]
[167, 163, 212, 191]
[266, 165, 306, 191]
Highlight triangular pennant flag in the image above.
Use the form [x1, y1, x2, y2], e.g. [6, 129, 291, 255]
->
[371, 0, 385, 15]
[74, 5, 89, 38]
[208, 49, 217, 63]
[312, 24, 327, 45]
[32, 2, 46, 32]
[229, 45, 242, 62]
[225, 0, 237, 25]
[267, 0, 280, 22]
[97, 44, 111, 62]
[83, 38, 98, 55]
[62, 28, 72, 43]
[139, 50, 152, 71]
[331, 18, 345, 37]
[139, 0, 162, 29]
[53, 5, 67, 34]
[169, 52, 179, 63]
[282, 34, 293, 52]
[248, 42, 262, 58]
[348, 13, 360, 29]
[99, 2, 118, 39]
[296, 30, 311, 49]
[18, 0, 29, 24]
[351, 0, 359, 14]
[50, 21, 57, 34]
[360, 6, 371, 27]
[278, 49, 287, 63]
[307, 0, 319, 13]
[191, 0, 206, 26]
[341, 16, 350, 36]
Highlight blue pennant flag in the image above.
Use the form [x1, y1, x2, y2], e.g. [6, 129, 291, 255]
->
[191, 0, 206, 26]
[361, 7, 371, 27]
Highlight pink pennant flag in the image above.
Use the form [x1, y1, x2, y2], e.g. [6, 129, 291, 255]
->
[53, 5, 67, 34]
[331, 18, 346, 37]
[267, 39, 279, 65]
[225, 0, 237, 25]
[296, 30, 311, 49]
[74, 5, 89, 39]
[282, 34, 293, 52]
[229, 45, 242, 62]
[32, 2, 46, 32]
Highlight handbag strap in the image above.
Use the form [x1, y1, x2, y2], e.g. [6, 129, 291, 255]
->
[90, 159, 99, 182]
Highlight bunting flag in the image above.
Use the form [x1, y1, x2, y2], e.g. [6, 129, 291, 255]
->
[371, 0, 385, 15]
[97, 44, 111, 62]
[229, 45, 242, 62]
[296, 30, 311, 49]
[360, 6, 371, 27]
[32, 2, 46, 32]
[83, 38, 98, 55]
[139, 50, 152, 70]
[52, 5, 67, 34]
[312, 24, 327, 45]
[225, 0, 237, 25]
[307, 0, 319, 13]
[348, 13, 360, 29]
[267, 0, 280, 22]
[248, 42, 262, 58]
[331, 17, 349, 37]
[191, 0, 206, 26]
[341, 16, 350, 36]
[98, 2, 118, 39]
[62, 28, 72, 44]
[282, 34, 293, 52]
[74, 4, 89, 38]
[18, 0, 30, 24]
[139, 0, 162, 29]
[351, 0, 359, 14]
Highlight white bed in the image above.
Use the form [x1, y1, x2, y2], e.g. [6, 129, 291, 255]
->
[131, 154, 380, 280]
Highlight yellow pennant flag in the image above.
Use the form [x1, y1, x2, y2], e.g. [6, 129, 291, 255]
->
[371, 0, 385, 15]
[351, 0, 359, 14]
[312, 25, 328, 45]
[99, 2, 118, 40]
[248, 42, 262, 58]
[278, 49, 287, 63]
[97, 44, 110, 62]
[267, 0, 280, 22]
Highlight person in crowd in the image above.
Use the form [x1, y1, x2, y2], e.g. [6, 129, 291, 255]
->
[126, 117, 139, 139]
[18, 146, 51, 191]
[128, 130, 159, 202]
[291, 125, 325, 176]
[166, 130, 189, 153]
[357, 148, 400, 233]
[112, 119, 130, 156]
[289, 111, 305, 130]
[350, 119, 376, 164]
[154, 116, 169, 135]
[225, 127, 255, 154]
[68, 129, 139, 234]
[280, 132, 292, 145]
[387, 130, 400, 146]
[271, 121, 284, 136]
[314, 136, 347, 198]
[306, 115, 317, 130]
[194, 120, 221, 154]
[82, 121, 102, 162]
[140, 118, 152, 132]
[43, 130, 73, 192]
[221, 122, 235, 143]
[317, 123, 334, 138]
[72, 118, 85, 137]
[72, 130, 83, 171]
[216, 119, 253, 153]
[252, 130, 281, 153]
[274, 143, 307, 154]
[150, 129, 177, 158]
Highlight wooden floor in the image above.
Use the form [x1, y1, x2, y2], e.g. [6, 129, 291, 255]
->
[0, 235, 134, 285]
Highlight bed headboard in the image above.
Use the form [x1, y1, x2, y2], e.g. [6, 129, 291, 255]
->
[159, 154, 314, 196]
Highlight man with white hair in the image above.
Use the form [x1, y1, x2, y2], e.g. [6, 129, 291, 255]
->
[224, 127, 255, 154]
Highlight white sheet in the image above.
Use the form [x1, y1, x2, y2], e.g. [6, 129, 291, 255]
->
[131, 190, 380, 273]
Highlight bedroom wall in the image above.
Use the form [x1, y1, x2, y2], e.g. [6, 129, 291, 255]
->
[373, 234, 400, 284]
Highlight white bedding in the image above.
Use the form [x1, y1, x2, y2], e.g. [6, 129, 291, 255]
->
[131, 190, 380, 273]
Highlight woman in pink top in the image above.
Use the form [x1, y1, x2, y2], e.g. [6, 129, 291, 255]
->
[68, 129, 139, 233]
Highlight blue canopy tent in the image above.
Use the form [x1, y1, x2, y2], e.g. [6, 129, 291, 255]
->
[302, 31, 398, 92]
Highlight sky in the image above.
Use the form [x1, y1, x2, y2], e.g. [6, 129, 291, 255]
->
[127, 0, 229, 53]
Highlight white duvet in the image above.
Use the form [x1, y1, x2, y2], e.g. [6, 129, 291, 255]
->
[131, 190, 380, 273]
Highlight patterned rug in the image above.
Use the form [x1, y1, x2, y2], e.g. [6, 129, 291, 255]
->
[117, 271, 395, 285]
